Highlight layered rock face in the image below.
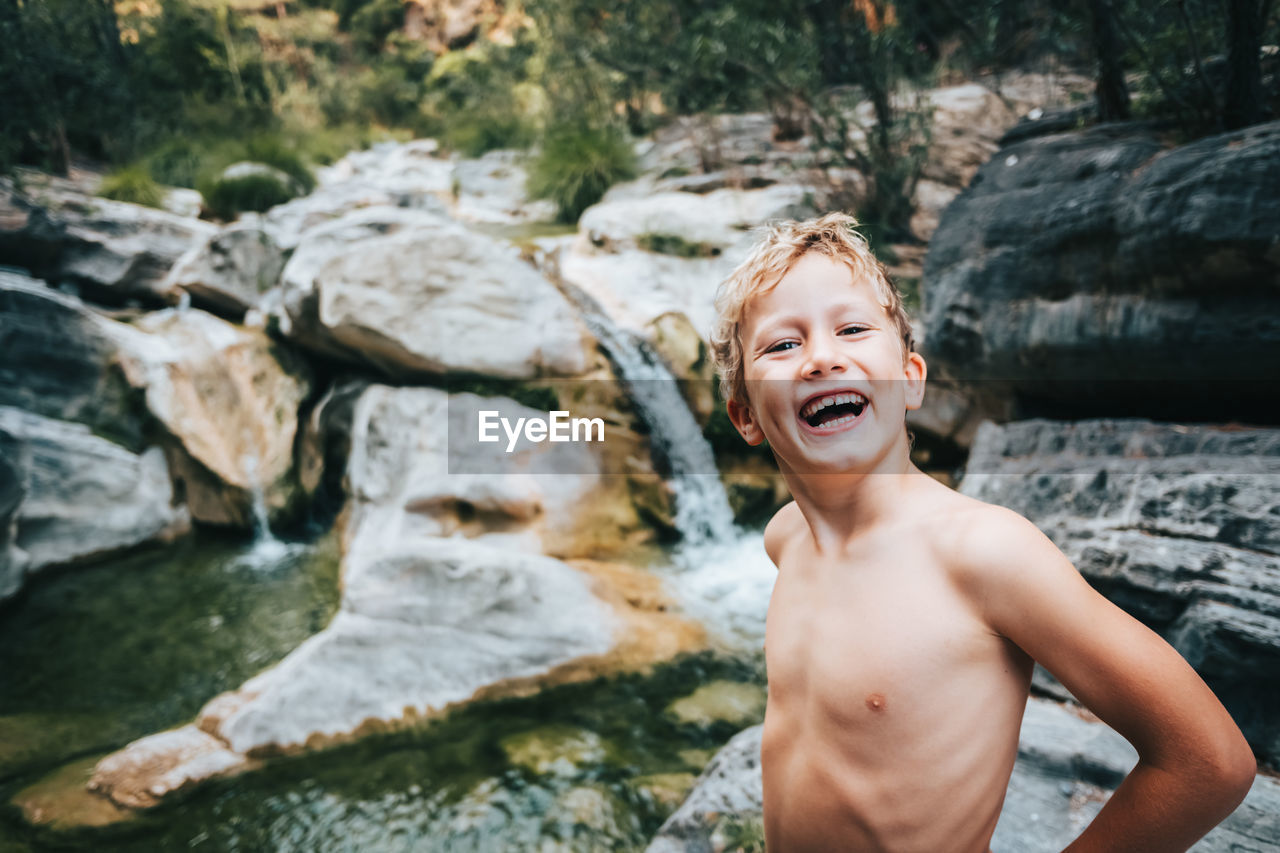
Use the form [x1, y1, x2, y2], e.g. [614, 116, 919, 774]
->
[921, 120, 1280, 417]
[0, 180, 215, 306]
[960, 418, 1280, 763]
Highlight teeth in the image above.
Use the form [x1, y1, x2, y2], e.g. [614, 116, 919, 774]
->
[800, 392, 868, 419]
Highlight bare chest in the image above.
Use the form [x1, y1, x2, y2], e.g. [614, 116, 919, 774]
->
[764, 544, 996, 728]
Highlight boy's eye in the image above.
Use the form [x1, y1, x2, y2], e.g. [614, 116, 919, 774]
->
[839, 325, 869, 336]
[765, 341, 798, 353]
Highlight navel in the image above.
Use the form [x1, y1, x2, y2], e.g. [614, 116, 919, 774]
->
[865, 692, 887, 712]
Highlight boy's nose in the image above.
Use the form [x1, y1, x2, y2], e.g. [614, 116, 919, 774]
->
[801, 336, 847, 378]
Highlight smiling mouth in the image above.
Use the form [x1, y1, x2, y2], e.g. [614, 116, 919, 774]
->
[799, 391, 869, 429]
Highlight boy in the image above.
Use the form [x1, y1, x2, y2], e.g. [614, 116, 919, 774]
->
[709, 213, 1256, 852]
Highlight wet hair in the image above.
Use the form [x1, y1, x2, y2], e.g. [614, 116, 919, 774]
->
[710, 212, 916, 407]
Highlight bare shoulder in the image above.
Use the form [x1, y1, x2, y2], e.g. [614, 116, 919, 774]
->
[763, 500, 805, 569]
[926, 491, 1069, 620]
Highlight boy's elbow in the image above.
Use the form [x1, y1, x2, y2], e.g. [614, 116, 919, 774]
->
[1205, 735, 1257, 806]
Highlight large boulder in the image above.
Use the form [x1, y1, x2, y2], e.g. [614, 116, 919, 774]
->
[0, 180, 215, 307]
[163, 219, 286, 319]
[644, 699, 1280, 853]
[115, 309, 312, 527]
[340, 385, 654, 558]
[921, 120, 1280, 417]
[0, 272, 147, 449]
[959, 418, 1280, 762]
[0, 406, 190, 600]
[276, 207, 594, 380]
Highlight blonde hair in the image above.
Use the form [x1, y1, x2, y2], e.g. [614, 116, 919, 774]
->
[710, 212, 915, 407]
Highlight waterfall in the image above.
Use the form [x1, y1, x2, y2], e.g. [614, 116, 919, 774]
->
[550, 275, 738, 548]
[537, 246, 777, 651]
[238, 449, 292, 565]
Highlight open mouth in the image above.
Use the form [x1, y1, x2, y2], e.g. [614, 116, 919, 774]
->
[798, 391, 869, 430]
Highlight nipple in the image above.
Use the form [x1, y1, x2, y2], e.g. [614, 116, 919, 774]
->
[865, 692, 887, 712]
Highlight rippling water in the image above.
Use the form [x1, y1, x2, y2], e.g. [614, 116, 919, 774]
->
[0, 533, 766, 852]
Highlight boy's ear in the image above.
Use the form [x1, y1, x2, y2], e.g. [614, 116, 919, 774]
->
[904, 351, 927, 411]
[726, 398, 766, 446]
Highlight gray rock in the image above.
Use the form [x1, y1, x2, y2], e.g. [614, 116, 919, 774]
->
[0, 271, 147, 449]
[0, 406, 190, 599]
[959, 417, 1280, 763]
[645, 725, 763, 853]
[921, 121, 1280, 413]
[276, 208, 594, 380]
[0, 181, 215, 306]
[645, 699, 1280, 852]
[164, 219, 286, 319]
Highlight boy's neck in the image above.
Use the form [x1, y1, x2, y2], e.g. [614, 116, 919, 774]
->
[779, 440, 928, 555]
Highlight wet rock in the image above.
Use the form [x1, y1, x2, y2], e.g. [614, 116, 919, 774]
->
[501, 726, 607, 776]
[87, 724, 249, 809]
[164, 219, 286, 319]
[0, 406, 190, 599]
[276, 207, 593, 380]
[114, 308, 311, 527]
[644, 724, 763, 853]
[0, 179, 214, 306]
[664, 681, 766, 728]
[960, 418, 1280, 762]
[921, 121, 1280, 416]
[0, 272, 147, 449]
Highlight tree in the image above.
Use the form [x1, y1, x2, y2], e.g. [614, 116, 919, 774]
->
[1089, 0, 1131, 120]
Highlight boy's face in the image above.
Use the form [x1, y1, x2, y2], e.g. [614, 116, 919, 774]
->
[727, 252, 927, 475]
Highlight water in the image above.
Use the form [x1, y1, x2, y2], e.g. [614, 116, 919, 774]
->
[547, 271, 737, 549]
[237, 450, 295, 566]
[541, 252, 777, 651]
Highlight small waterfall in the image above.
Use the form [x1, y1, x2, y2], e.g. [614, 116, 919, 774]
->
[537, 247, 777, 651]
[238, 450, 291, 565]
[550, 275, 737, 548]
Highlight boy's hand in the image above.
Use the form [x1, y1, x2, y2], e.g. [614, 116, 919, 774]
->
[951, 506, 1257, 853]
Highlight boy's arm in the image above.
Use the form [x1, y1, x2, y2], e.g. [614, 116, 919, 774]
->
[952, 507, 1257, 853]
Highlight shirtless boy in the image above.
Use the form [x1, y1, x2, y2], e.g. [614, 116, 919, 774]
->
[709, 213, 1256, 853]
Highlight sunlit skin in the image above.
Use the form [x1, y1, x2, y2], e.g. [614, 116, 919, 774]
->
[726, 252, 1256, 853]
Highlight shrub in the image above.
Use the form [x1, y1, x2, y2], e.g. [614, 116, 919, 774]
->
[636, 233, 721, 258]
[526, 123, 637, 223]
[200, 173, 295, 220]
[98, 165, 166, 209]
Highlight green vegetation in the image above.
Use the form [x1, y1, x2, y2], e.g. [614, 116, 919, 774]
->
[199, 171, 296, 219]
[526, 123, 638, 222]
[2, 0, 1274, 229]
[98, 165, 165, 208]
[636, 233, 721, 259]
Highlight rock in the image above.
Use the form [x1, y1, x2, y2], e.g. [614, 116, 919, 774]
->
[342, 386, 646, 558]
[0, 406, 190, 600]
[219, 161, 305, 195]
[579, 185, 813, 256]
[921, 83, 1019, 190]
[664, 681, 766, 728]
[921, 121, 1280, 416]
[645, 699, 1280, 852]
[500, 725, 606, 776]
[164, 219, 286, 319]
[0, 179, 215, 306]
[0, 271, 147, 449]
[558, 244, 740, 342]
[86, 724, 250, 809]
[276, 207, 594, 380]
[644, 724, 763, 853]
[452, 149, 558, 224]
[114, 309, 312, 527]
[959, 418, 1280, 762]
[646, 311, 715, 425]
